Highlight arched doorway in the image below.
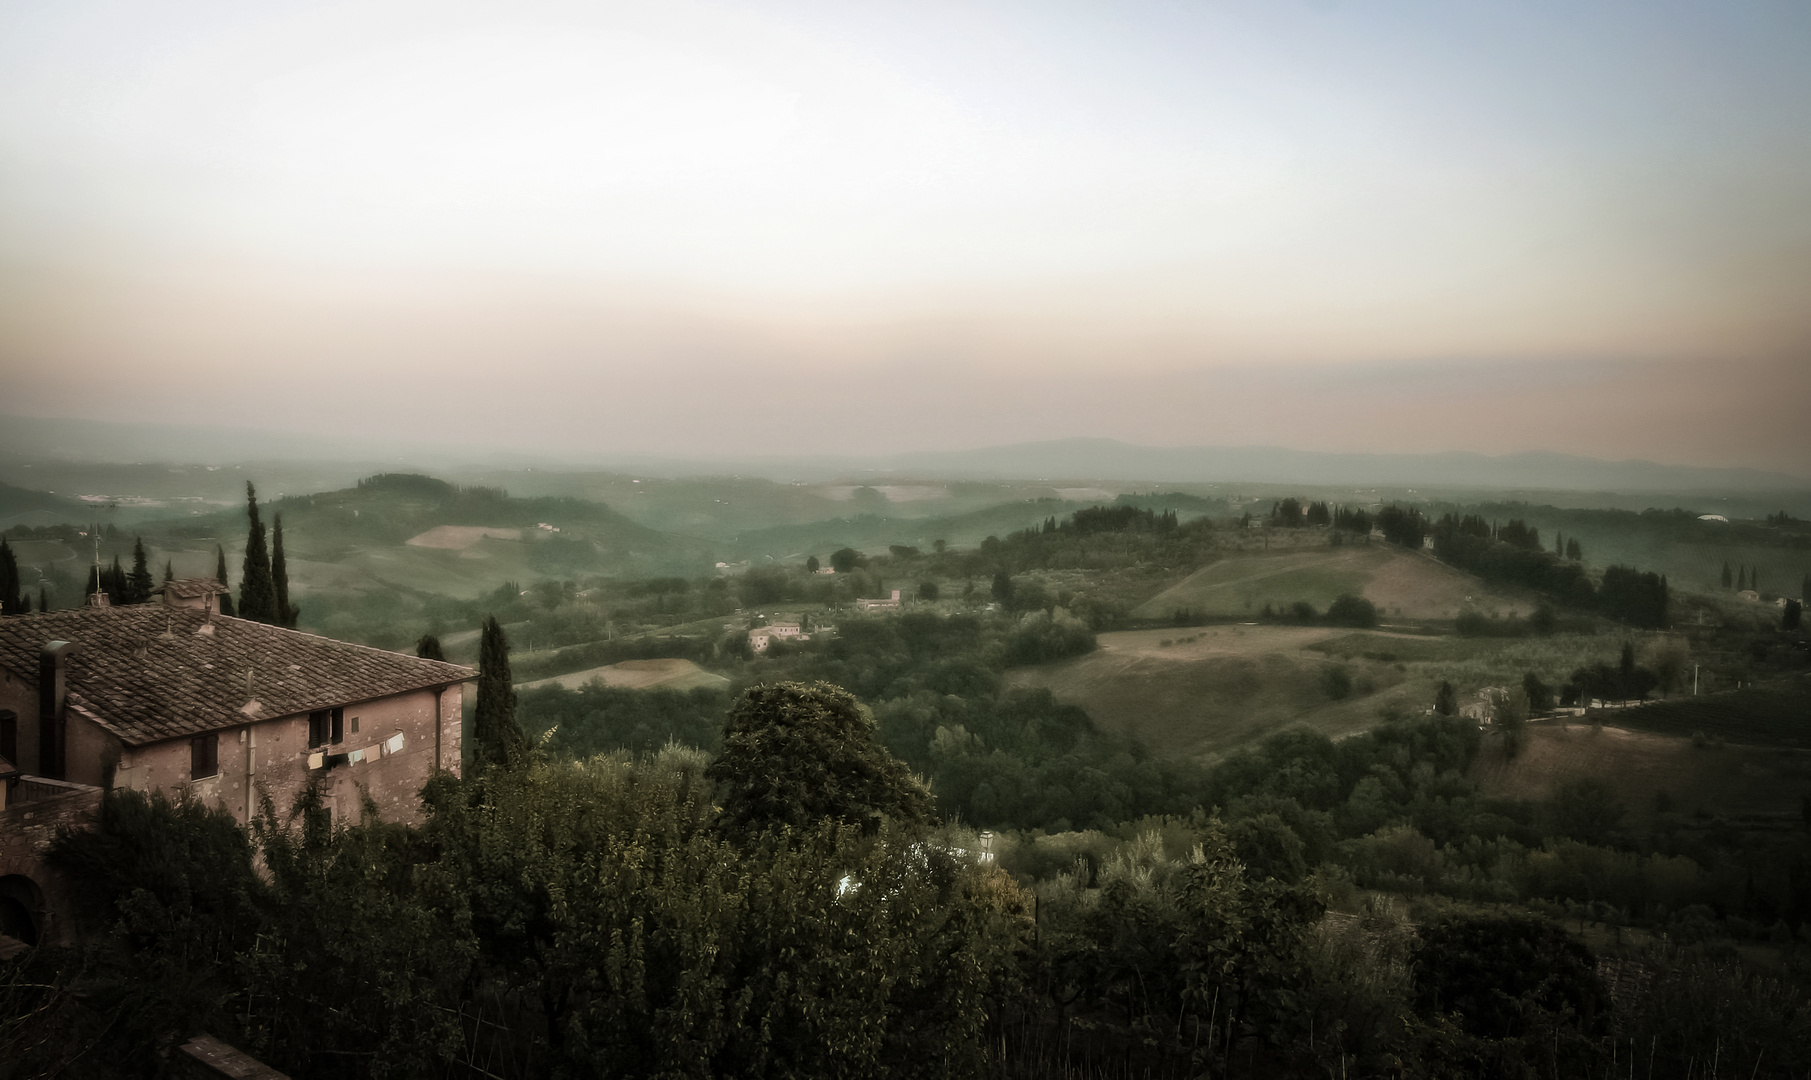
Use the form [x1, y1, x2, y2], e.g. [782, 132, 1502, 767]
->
[0, 874, 43, 946]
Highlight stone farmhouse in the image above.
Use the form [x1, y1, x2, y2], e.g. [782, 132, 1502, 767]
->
[0, 580, 472, 948]
[855, 589, 903, 611]
[747, 622, 807, 653]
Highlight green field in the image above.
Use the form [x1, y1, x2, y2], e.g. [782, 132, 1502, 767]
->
[517, 658, 730, 693]
[1132, 542, 1534, 622]
[1597, 682, 1811, 749]
[1006, 625, 1431, 759]
[1473, 720, 1811, 825]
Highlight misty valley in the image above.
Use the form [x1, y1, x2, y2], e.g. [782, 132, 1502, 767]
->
[2, 457, 1808, 1079]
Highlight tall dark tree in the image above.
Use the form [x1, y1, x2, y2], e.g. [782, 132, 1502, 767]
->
[1784, 599, 1802, 632]
[37, 585, 48, 612]
[1738, 565, 1748, 590]
[1565, 538, 1582, 561]
[271, 512, 297, 628]
[990, 570, 1014, 605]
[238, 483, 278, 623]
[214, 545, 235, 617]
[90, 557, 129, 605]
[163, 560, 175, 584]
[416, 635, 446, 662]
[1434, 681, 1457, 717]
[705, 681, 934, 840]
[472, 616, 528, 771]
[127, 537, 154, 604]
[0, 538, 23, 615]
[805, 555, 820, 574]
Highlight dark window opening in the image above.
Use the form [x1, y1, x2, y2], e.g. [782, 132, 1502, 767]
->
[190, 733, 218, 780]
[0, 710, 16, 767]
[331, 707, 344, 744]
[308, 710, 330, 748]
[0, 877, 40, 946]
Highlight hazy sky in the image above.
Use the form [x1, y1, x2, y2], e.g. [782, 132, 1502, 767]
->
[2, 1, 1808, 473]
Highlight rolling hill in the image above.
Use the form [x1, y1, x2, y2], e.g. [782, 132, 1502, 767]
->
[1132, 542, 1535, 622]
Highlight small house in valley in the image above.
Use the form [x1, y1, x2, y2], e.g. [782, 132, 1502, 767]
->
[748, 622, 807, 653]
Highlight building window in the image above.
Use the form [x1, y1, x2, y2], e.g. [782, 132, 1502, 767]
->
[0, 710, 16, 766]
[350, 715, 360, 735]
[191, 733, 218, 780]
[308, 708, 347, 747]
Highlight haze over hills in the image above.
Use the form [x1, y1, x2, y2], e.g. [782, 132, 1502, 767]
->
[4, 414, 1806, 500]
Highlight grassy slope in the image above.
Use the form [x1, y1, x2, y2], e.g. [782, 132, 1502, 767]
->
[140, 475, 719, 600]
[460, 471, 1158, 542]
[727, 498, 1102, 561]
[516, 658, 730, 692]
[1472, 720, 1811, 825]
[1132, 541, 1535, 622]
[1593, 683, 1811, 749]
[1005, 625, 1430, 759]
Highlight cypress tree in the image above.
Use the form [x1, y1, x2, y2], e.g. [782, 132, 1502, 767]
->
[104, 556, 128, 605]
[271, 512, 297, 628]
[0, 538, 21, 615]
[238, 483, 277, 623]
[214, 546, 235, 617]
[163, 560, 175, 584]
[1722, 562, 1733, 589]
[38, 585, 48, 612]
[416, 635, 446, 662]
[472, 616, 528, 771]
[128, 537, 154, 604]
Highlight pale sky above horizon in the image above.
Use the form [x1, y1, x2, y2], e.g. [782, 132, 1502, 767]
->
[2, 1, 1808, 474]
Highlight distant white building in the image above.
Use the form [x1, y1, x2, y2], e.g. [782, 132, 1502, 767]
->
[1698, 514, 1729, 523]
[855, 590, 903, 611]
[748, 623, 807, 653]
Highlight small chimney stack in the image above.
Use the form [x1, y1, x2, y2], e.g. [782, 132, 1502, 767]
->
[38, 640, 80, 779]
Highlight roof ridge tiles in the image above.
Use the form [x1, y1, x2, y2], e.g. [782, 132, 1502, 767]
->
[0, 605, 475, 747]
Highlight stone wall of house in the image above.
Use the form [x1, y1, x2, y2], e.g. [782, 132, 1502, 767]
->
[0, 782, 102, 946]
[111, 684, 462, 828]
[0, 664, 40, 771]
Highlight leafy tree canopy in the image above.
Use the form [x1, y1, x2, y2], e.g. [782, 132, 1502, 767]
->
[706, 681, 935, 840]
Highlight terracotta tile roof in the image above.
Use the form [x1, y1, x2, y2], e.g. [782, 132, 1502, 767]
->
[0, 607, 474, 747]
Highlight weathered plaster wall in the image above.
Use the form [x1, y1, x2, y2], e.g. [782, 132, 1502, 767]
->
[0, 664, 41, 771]
[110, 685, 462, 827]
[0, 784, 102, 945]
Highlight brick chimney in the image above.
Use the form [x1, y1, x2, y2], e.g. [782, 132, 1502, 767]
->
[38, 640, 79, 779]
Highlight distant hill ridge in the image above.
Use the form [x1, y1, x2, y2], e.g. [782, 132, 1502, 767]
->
[2, 414, 1806, 493]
